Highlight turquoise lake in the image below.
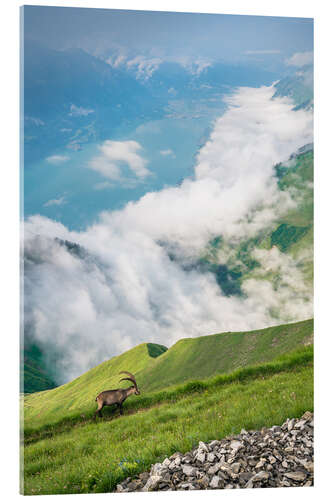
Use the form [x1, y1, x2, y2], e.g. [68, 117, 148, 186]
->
[24, 100, 227, 231]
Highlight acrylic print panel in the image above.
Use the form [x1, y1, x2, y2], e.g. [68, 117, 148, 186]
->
[21, 4, 314, 495]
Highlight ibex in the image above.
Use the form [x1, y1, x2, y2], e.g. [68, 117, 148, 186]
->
[94, 371, 140, 418]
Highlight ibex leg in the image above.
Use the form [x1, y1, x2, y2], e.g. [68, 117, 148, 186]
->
[95, 400, 104, 418]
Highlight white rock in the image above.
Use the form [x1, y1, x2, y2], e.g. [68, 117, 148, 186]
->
[206, 452, 216, 462]
[209, 475, 220, 489]
[230, 440, 243, 453]
[182, 465, 196, 477]
[142, 475, 162, 492]
[196, 451, 206, 463]
[294, 419, 306, 429]
[231, 462, 241, 474]
[168, 461, 177, 470]
[255, 458, 266, 468]
[304, 461, 314, 473]
[252, 471, 270, 482]
[220, 463, 232, 474]
[209, 440, 220, 448]
[198, 441, 209, 453]
[287, 419, 295, 431]
[284, 471, 307, 482]
[151, 463, 165, 476]
[162, 458, 171, 468]
[180, 483, 195, 490]
[207, 463, 220, 475]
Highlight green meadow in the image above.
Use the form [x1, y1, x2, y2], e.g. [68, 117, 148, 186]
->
[22, 319, 313, 495]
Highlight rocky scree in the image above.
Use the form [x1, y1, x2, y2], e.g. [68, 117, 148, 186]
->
[116, 412, 313, 492]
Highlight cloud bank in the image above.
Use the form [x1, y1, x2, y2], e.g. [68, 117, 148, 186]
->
[24, 85, 313, 383]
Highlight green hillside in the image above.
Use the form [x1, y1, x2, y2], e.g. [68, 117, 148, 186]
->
[24, 342, 166, 425]
[22, 345, 313, 495]
[24, 319, 312, 430]
[138, 319, 313, 392]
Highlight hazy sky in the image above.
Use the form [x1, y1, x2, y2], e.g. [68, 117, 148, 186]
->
[23, 6, 313, 63]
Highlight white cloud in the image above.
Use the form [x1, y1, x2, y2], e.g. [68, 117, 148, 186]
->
[43, 196, 67, 208]
[69, 104, 94, 117]
[192, 59, 212, 75]
[46, 155, 70, 165]
[286, 51, 313, 67]
[93, 181, 115, 190]
[106, 53, 126, 68]
[176, 56, 212, 75]
[24, 85, 313, 383]
[242, 246, 313, 320]
[104, 52, 162, 79]
[244, 50, 281, 55]
[25, 116, 45, 126]
[126, 55, 163, 80]
[107, 52, 212, 79]
[88, 140, 150, 182]
[135, 121, 161, 135]
[160, 149, 174, 157]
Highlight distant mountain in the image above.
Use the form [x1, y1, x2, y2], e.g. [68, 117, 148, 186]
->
[23, 42, 279, 165]
[23, 41, 153, 164]
[273, 64, 313, 110]
[23, 342, 57, 394]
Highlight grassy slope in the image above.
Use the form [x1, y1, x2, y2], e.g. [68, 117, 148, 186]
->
[139, 319, 313, 392]
[22, 346, 313, 495]
[24, 319, 313, 430]
[24, 342, 166, 425]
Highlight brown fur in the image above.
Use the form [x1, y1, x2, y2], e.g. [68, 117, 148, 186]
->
[94, 372, 140, 418]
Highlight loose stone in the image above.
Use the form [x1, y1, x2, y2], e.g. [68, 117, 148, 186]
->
[116, 412, 314, 493]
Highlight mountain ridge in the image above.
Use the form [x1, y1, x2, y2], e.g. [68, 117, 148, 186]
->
[24, 318, 313, 428]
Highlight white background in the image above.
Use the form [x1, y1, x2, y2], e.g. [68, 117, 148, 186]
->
[0, 0, 331, 499]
